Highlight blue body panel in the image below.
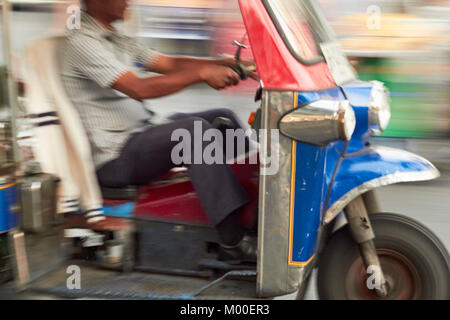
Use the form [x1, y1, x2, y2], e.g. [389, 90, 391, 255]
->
[290, 142, 329, 263]
[289, 82, 438, 264]
[329, 146, 437, 211]
[0, 182, 18, 233]
[290, 90, 347, 264]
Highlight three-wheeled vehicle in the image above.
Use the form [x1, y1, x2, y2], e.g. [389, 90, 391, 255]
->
[1, 0, 449, 300]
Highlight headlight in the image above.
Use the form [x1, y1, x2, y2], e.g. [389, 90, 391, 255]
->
[369, 81, 391, 135]
[279, 100, 356, 146]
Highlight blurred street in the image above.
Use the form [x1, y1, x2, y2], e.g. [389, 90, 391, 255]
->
[0, 0, 449, 301]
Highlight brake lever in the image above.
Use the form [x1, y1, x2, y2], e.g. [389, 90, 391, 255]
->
[230, 40, 259, 81]
[233, 40, 247, 61]
[231, 40, 249, 81]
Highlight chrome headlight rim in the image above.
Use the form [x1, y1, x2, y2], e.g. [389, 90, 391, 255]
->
[369, 81, 391, 135]
[336, 100, 357, 141]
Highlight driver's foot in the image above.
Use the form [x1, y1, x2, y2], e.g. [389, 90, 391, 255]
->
[218, 235, 257, 264]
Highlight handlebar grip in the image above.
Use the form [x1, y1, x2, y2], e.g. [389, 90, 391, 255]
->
[230, 63, 248, 81]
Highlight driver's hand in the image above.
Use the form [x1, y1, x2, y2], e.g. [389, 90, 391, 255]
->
[240, 57, 256, 69]
[198, 64, 240, 90]
[218, 54, 256, 69]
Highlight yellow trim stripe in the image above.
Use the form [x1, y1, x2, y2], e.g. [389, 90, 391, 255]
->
[289, 253, 316, 266]
[288, 139, 297, 265]
[287, 92, 314, 267]
[0, 182, 17, 190]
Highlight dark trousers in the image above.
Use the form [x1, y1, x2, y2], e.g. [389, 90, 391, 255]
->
[96, 108, 250, 226]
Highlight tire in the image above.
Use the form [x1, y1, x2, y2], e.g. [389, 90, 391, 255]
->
[317, 213, 450, 300]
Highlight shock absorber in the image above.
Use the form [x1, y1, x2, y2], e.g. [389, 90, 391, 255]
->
[345, 195, 389, 297]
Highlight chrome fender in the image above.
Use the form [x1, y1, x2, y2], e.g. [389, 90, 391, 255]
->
[324, 146, 440, 224]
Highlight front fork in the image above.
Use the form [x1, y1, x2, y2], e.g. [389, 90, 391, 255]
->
[345, 194, 389, 297]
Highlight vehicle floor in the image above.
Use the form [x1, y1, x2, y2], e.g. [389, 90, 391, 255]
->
[15, 261, 259, 300]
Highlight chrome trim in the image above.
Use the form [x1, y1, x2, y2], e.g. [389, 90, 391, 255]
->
[323, 168, 440, 224]
[257, 90, 304, 298]
[369, 81, 391, 135]
[279, 100, 355, 146]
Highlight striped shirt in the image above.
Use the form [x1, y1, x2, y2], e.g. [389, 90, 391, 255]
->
[62, 11, 161, 169]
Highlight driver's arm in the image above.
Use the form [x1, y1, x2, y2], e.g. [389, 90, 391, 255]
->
[150, 54, 237, 75]
[129, 37, 237, 74]
[133, 38, 256, 81]
[150, 54, 258, 81]
[67, 34, 240, 102]
[112, 66, 239, 101]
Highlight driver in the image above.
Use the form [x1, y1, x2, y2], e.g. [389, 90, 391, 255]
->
[62, 0, 257, 262]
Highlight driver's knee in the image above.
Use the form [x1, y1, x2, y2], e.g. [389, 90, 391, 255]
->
[212, 108, 240, 125]
[178, 116, 213, 134]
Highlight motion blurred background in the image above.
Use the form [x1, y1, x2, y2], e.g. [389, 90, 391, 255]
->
[0, 0, 449, 137]
[0, 0, 449, 300]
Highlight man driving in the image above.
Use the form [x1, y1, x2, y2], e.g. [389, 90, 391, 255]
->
[62, 0, 257, 262]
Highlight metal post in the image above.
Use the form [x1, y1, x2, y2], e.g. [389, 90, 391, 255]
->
[2, 0, 27, 290]
[8, 229, 30, 289]
[362, 190, 381, 214]
[2, 0, 21, 166]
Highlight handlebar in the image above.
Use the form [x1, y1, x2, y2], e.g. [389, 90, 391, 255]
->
[230, 39, 259, 82]
[230, 63, 259, 82]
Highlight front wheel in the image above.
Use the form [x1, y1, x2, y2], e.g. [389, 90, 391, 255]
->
[317, 213, 450, 300]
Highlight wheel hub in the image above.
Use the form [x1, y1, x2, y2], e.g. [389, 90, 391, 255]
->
[345, 249, 422, 300]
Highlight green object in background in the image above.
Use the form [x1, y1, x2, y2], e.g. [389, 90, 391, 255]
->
[357, 57, 443, 139]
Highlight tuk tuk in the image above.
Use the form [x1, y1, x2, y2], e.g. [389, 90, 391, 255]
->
[0, 0, 449, 300]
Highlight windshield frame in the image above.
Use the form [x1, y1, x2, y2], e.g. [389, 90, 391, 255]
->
[262, 0, 336, 66]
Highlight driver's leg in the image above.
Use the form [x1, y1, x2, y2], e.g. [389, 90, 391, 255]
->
[169, 108, 246, 130]
[96, 117, 253, 251]
[169, 108, 252, 159]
